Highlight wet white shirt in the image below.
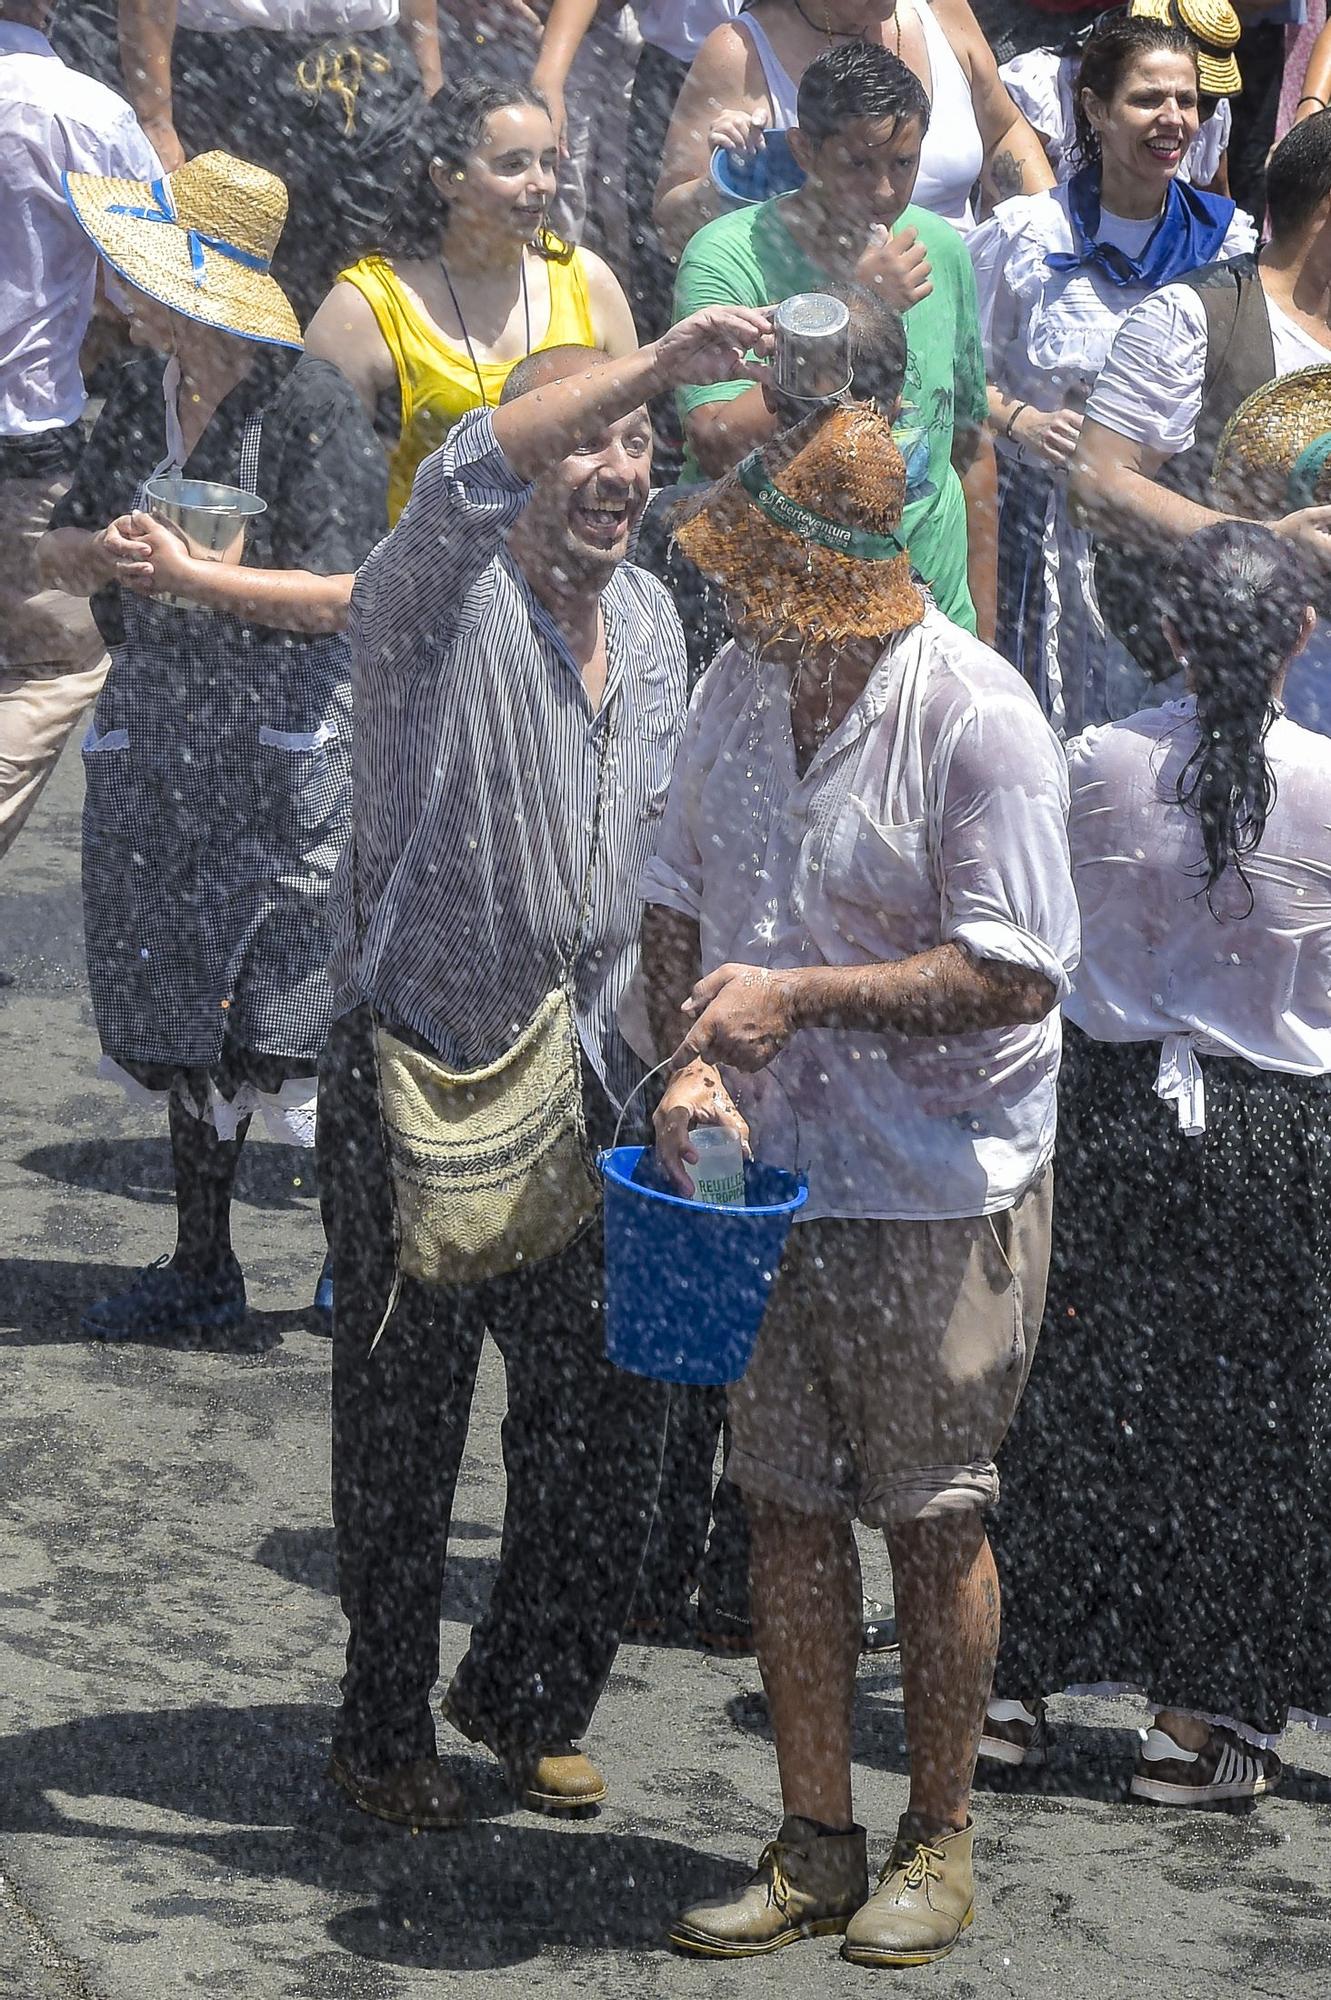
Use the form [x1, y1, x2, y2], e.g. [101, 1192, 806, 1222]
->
[1087, 280, 1328, 457]
[0, 23, 159, 434]
[1066, 699, 1331, 1131]
[642, 605, 1079, 1221]
[176, 0, 397, 29]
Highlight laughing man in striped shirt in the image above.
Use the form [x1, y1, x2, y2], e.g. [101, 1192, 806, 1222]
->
[319, 304, 775, 1831]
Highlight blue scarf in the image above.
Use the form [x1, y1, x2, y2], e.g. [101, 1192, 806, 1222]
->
[1046, 166, 1235, 289]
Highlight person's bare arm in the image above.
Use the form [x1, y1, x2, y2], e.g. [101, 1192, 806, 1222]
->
[1072, 416, 1331, 572]
[1070, 417, 1229, 544]
[401, 0, 443, 98]
[494, 305, 773, 481]
[119, 0, 185, 170]
[38, 521, 146, 597]
[1296, 24, 1331, 117]
[684, 389, 778, 478]
[953, 423, 998, 645]
[643, 904, 752, 1191]
[114, 512, 355, 631]
[936, 0, 1054, 206]
[654, 26, 766, 260]
[531, 0, 600, 152]
[582, 248, 640, 354]
[676, 946, 1056, 1076]
[305, 280, 398, 421]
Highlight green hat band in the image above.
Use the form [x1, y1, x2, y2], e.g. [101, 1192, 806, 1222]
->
[737, 451, 908, 563]
[1288, 432, 1331, 511]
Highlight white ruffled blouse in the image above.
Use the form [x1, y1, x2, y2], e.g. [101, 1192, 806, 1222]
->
[969, 185, 1256, 413]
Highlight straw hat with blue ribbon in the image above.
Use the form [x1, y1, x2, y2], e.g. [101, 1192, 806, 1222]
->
[674, 401, 925, 644]
[62, 151, 303, 350]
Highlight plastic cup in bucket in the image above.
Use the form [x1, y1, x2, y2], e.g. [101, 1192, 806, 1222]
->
[143, 476, 267, 609]
[599, 1139, 808, 1387]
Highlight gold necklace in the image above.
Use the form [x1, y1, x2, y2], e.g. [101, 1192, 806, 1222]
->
[792, 0, 901, 55]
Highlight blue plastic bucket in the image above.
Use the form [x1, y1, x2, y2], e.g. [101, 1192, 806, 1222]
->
[708, 130, 803, 206]
[599, 1145, 808, 1386]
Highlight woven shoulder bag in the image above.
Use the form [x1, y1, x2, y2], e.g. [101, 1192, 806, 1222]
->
[368, 711, 612, 1292]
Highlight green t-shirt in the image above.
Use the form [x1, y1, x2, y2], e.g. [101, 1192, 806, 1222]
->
[673, 196, 988, 633]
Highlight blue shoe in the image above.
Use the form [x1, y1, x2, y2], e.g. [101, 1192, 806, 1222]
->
[310, 1253, 334, 1335]
[81, 1255, 247, 1342]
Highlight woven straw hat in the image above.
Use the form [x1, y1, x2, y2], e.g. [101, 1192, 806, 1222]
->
[674, 402, 925, 646]
[62, 152, 302, 350]
[1213, 365, 1331, 512]
[1130, 0, 1243, 97]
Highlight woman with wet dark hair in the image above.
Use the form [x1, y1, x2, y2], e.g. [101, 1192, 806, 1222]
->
[980, 520, 1331, 1806]
[971, 14, 1253, 735]
[306, 75, 635, 521]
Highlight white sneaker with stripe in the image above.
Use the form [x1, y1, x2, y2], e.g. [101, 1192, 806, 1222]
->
[1129, 1724, 1282, 1806]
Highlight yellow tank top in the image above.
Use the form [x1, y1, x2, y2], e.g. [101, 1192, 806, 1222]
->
[338, 248, 598, 522]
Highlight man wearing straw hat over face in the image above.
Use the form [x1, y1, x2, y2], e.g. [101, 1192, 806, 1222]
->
[641, 399, 1079, 1966]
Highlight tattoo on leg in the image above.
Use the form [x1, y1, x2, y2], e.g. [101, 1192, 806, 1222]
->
[990, 149, 1026, 200]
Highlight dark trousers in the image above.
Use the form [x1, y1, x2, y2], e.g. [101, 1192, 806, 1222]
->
[319, 1006, 667, 1773]
[1227, 20, 1286, 222]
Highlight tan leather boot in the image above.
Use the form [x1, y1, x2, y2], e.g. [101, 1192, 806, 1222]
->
[842, 1818, 975, 1967]
[440, 1687, 607, 1814]
[670, 1818, 868, 1957]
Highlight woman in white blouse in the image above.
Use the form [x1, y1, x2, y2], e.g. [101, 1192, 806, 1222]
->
[969, 14, 1254, 735]
[982, 521, 1331, 1807]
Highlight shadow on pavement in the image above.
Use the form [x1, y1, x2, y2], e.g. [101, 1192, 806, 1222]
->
[0, 1701, 743, 1970]
[253, 1524, 501, 1624]
[16, 1138, 318, 1212]
[0, 1258, 309, 1352]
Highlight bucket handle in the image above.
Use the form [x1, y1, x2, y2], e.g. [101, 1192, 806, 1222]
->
[609, 1047, 803, 1174]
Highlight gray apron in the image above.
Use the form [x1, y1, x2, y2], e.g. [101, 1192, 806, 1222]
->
[80, 368, 352, 1071]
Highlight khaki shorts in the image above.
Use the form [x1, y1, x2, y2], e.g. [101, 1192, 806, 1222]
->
[726, 1171, 1052, 1527]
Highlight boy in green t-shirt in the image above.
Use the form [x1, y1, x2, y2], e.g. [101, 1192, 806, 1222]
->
[671, 41, 994, 639]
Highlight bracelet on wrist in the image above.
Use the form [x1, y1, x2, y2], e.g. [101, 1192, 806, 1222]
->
[1003, 400, 1028, 441]
[1298, 95, 1328, 109]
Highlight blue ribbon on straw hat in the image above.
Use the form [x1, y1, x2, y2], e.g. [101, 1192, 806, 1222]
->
[106, 177, 272, 289]
[61, 151, 303, 349]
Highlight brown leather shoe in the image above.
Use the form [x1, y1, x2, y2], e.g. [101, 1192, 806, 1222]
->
[670, 1818, 868, 1957]
[440, 1688, 607, 1814]
[841, 1818, 975, 1967]
[326, 1752, 467, 1829]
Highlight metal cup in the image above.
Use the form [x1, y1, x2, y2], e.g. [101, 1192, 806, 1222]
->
[143, 476, 267, 610]
[772, 292, 853, 405]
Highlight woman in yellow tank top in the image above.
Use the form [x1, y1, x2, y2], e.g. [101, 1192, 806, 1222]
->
[306, 77, 637, 521]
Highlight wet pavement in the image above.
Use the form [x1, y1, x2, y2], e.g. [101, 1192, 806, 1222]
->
[3, 740, 1331, 1998]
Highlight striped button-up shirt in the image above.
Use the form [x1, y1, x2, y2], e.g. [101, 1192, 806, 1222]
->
[332, 409, 687, 1106]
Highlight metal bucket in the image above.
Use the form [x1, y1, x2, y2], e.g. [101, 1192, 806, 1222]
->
[772, 293, 853, 405]
[143, 476, 267, 609]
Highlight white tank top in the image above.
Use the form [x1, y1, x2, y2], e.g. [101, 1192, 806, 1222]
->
[736, 2, 985, 231]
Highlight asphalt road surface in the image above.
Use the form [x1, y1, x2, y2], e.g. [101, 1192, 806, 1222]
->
[4, 740, 1331, 1999]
